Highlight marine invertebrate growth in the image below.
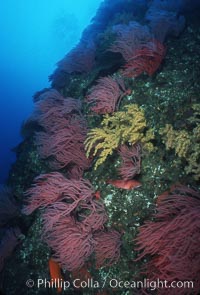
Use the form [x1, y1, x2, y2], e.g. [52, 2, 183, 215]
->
[44, 215, 95, 271]
[122, 39, 166, 78]
[160, 104, 200, 180]
[85, 104, 154, 169]
[86, 76, 128, 114]
[23, 172, 120, 271]
[55, 40, 96, 74]
[110, 21, 165, 77]
[160, 124, 190, 158]
[32, 89, 91, 176]
[93, 229, 121, 268]
[22, 172, 95, 216]
[135, 185, 200, 294]
[110, 21, 152, 61]
[118, 143, 142, 180]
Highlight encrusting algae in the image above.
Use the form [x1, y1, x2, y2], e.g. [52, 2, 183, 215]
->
[85, 104, 154, 169]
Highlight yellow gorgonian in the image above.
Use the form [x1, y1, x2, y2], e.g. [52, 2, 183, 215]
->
[85, 104, 154, 169]
[160, 124, 191, 158]
[160, 104, 200, 180]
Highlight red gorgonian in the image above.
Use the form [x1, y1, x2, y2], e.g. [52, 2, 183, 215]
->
[30, 89, 91, 177]
[86, 76, 130, 114]
[110, 22, 166, 78]
[135, 185, 200, 294]
[122, 39, 166, 78]
[118, 143, 142, 180]
[22, 172, 120, 271]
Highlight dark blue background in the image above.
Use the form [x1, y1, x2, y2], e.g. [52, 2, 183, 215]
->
[0, 0, 102, 183]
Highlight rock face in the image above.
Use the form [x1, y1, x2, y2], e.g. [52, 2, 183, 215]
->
[1, 1, 200, 294]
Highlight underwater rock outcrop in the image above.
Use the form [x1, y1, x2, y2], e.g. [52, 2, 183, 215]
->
[1, 0, 200, 294]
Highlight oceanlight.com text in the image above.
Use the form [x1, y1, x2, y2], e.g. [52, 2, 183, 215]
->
[109, 278, 194, 291]
[26, 277, 194, 292]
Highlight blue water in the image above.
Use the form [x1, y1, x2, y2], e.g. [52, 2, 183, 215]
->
[0, 0, 102, 183]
